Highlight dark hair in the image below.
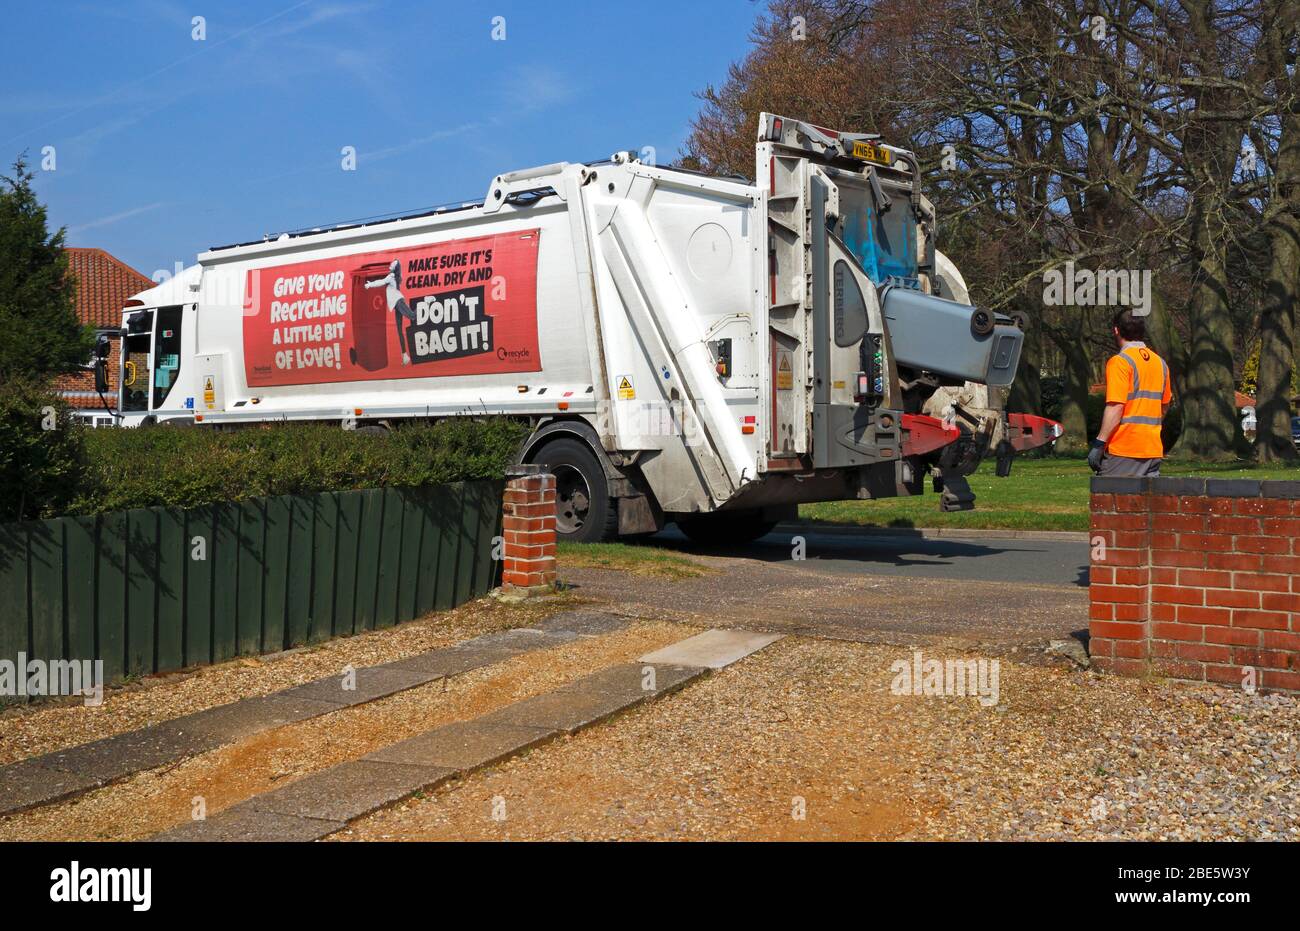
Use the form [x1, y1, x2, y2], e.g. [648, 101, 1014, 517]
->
[1112, 308, 1146, 341]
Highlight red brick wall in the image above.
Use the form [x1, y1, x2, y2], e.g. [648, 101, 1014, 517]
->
[500, 467, 557, 593]
[1090, 476, 1300, 693]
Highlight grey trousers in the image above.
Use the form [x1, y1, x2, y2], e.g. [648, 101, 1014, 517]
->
[1098, 453, 1161, 477]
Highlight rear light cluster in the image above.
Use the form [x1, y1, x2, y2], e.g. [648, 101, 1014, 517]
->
[868, 335, 884, 394]
[855, 335, 885, 403]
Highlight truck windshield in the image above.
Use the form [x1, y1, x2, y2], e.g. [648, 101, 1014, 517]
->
[152, 306, 183, 409]
[121, 310, 153, 413]
[838, 177, 917, 285]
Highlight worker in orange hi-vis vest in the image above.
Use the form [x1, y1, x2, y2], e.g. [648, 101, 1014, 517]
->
[1088, 309, 1173, 477]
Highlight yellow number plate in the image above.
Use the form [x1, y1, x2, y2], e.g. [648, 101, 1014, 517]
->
[850, 140, 893, 166]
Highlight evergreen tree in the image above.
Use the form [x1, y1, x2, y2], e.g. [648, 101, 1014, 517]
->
[0, 155, 92, 380]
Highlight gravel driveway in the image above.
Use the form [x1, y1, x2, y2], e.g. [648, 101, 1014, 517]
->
[1, 545, 1291, 842]
[338, 635, 1297, 841]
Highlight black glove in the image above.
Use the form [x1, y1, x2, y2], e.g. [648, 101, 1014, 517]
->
[1087, 439, 1106, 473]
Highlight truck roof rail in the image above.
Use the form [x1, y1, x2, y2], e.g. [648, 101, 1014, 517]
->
[206, 149, 696, 253]
[208, 197, 482, 251]
[207, 186, 560, 252]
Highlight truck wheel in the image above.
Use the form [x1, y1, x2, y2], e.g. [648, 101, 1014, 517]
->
[529, 438, 618, 543]
[676, 511, 778, 546]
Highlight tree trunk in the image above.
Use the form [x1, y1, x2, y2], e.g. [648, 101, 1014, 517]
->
[1144, 289, 1185, 382]
[1256, 211, 1300, 461]
[1255, 20, 1300, 462]
[1173, 202, 1239, 460]
[1056, 336, 1093, 454]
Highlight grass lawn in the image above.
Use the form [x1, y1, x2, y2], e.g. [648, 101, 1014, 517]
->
[799, 457, 1300, 533]
[556, 541, 713, 578]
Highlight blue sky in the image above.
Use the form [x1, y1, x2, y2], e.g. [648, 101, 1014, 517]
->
[3, 0, 764, 278]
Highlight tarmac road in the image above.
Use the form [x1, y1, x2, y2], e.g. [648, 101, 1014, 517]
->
[656, 525, 1090, 588]
[564, 525, 1091, 649]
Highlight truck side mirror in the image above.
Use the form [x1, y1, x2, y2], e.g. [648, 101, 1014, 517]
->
[93, 334, 111, 393]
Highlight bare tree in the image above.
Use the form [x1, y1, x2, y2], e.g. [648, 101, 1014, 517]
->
[1253, 0, 1300, 460]
[686, 0, 1296, 461]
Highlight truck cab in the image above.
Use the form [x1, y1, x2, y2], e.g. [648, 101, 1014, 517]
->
[102, 266, 203, 427]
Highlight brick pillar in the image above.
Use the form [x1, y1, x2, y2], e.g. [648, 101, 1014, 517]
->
[1089, 476, 1300, 693]
[500, 464, 557, 596]
[1088, 478, 1153, 676]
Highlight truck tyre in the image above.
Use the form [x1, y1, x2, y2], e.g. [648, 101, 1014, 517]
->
[676, 511, 778, 546]
[529, 438, 618, 543]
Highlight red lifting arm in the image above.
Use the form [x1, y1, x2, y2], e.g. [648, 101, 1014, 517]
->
[901, 413, 960, 456]
[1005, 412, 1063, 451]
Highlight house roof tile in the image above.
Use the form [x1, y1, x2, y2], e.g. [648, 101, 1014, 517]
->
[65, 247, 153, 329]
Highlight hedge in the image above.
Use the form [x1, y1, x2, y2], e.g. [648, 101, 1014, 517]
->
[67, 418, 528, 517]
[0, 377, 87, 523]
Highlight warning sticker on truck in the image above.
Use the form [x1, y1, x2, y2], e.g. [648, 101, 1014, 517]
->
[616, 375, 635, 400]
[241, 230, 542, 387]
[775, 352, 794, 390]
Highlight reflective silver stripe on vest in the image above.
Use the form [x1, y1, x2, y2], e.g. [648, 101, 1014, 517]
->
[1131, 390, 1165, 400]
[1119, 352, 1141, 399]
[1120, 416, 1162, 425]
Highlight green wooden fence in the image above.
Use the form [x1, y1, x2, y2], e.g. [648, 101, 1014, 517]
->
[0, 480, 503, 688]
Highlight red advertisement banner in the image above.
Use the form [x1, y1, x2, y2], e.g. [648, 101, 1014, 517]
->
[242, 229, 541, 387]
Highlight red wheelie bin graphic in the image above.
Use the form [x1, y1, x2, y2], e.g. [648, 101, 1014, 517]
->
[349, 262, 392, 371]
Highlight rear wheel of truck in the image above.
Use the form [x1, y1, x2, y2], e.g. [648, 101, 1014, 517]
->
[529, 438, 618, 543]
[676, 511, 778, 546]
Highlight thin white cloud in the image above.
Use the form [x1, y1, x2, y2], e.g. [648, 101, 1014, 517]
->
[73, 0, 190, 26]
[242, 1, 377, 44]
[68, 201, 167, 234]
[364, 123, 484, 163]
[3, 0, 318, 147]
[495, 65, 577, 115]
[66, 109, 156, 149]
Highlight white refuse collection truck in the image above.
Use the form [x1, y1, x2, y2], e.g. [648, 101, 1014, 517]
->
[100, 113, 1059, 542]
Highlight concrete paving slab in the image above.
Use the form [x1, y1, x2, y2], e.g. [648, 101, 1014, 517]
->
[150, 808, 344, 842]
[40, 720, 215, 784]
[454, 628, 578, 652]
[0, 758, 104, 815]
[638, 629, 785, 670]
[479, 687, 641, 735]
[145, 637, 727, 839]
[2, 628, 583, 820]
[364, 720, 556, 771]
[172, 693, 345, 744]
[276, 666, 435, 706]
[557, 662, 706, 703]
[533, 611, 631, 637]
[241, 760, 454, 823]
[378, 647, 518, 679]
